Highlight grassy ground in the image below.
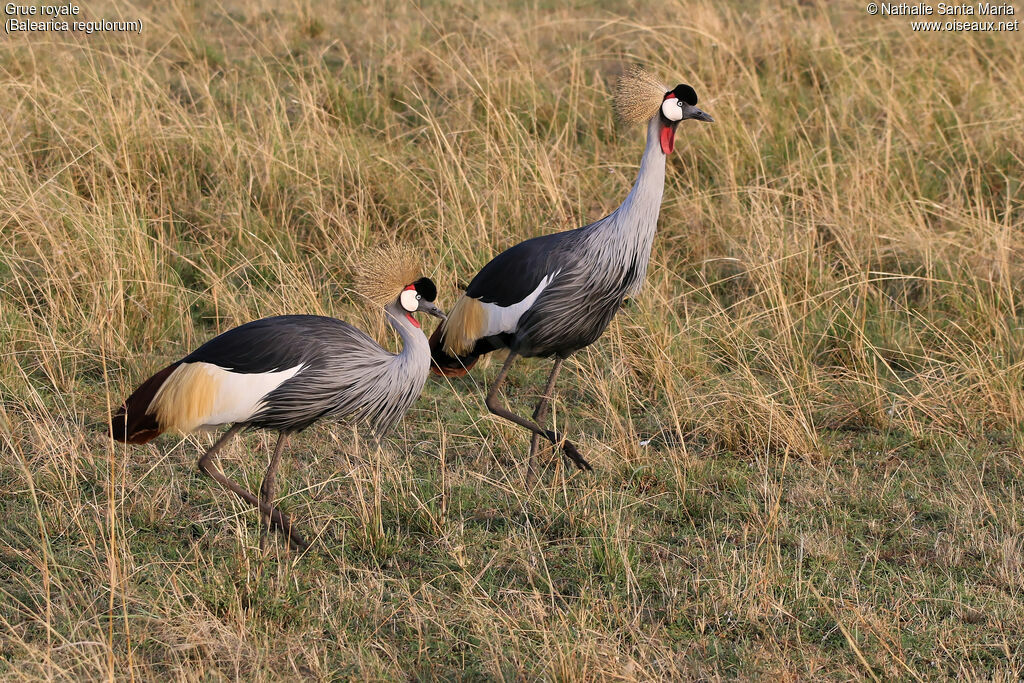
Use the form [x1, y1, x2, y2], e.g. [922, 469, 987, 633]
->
[2, 0, 1023, 678]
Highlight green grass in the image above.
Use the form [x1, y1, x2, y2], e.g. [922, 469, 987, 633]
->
[2, 0, 1023, 678]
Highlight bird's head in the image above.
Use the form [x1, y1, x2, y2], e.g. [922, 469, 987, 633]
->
[657, 84, 714, 154]
[355, 245, 446, 329]
[614, 66, 713, 155]
[398, 277, 446, 328]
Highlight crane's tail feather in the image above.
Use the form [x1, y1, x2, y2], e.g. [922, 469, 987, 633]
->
[110, 362, 180, 444]
[429, 294, 489, 376]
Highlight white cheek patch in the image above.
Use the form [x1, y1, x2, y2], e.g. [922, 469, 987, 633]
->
[661, 98, 683, 122]
[400, 289, 419, 312]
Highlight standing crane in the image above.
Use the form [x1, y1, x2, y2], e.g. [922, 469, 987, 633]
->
[430, 67, 713, 475]
[110, 247, 446, 549]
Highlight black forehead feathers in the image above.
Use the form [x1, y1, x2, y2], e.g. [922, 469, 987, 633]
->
[412, 277, 437, 302]
[670, 84, 697, 106]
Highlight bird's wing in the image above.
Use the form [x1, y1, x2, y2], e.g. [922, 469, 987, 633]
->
[113, 315, 398, 439]
[168, 315, 383, 430]
[465, 230, 581, 306]
[182, 315, 373, 372]
[468, 230, 586, 330]
[432, 229, 589, 367]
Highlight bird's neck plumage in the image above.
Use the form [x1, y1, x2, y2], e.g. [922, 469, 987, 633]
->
[585, 116, 668, 294]
[614, 116, 668, 224]
[334, 303, 430, 437]
[384, 304, 431, 364]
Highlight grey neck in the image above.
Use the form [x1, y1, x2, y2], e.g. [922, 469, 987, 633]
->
[383, 302, 429, 359]
[580, 115, 669, 296]
[610, 116, 667, 228]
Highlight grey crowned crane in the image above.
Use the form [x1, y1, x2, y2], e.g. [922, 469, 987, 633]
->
[110, 247, 445, 549]
[430, 66, 713, 475]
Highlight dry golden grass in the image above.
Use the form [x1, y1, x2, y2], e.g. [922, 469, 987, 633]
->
[2, 0, 1023, 679]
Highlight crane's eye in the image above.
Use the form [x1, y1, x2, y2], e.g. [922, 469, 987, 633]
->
[400, 289, 419, 312]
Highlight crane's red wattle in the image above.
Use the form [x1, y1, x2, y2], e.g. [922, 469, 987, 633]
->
[406, 313, 420, 328]
[660, 124, 676, 155]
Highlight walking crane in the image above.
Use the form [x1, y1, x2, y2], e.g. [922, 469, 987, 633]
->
[430, 67, 713, 475]
[111, 247, 446, 548]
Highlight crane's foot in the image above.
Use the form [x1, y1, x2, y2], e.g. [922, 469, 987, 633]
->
[265, 506, 309, 550]
[562, 441, 592, 471]
[543, 430, 592, 471]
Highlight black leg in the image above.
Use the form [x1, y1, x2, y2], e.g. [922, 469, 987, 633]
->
[259, 432, 289, 549]
[527, 357, 565, 483]
[197, 424, 308, 550]
[485, 353, 591, 471]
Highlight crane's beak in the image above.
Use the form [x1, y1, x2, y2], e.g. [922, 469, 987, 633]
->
[419, 301, 447, 321]
[689, 107, 714, 123]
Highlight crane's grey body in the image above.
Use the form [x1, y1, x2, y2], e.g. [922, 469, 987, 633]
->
[462, 115, 666, 359]
[182, 307, 430, 436]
